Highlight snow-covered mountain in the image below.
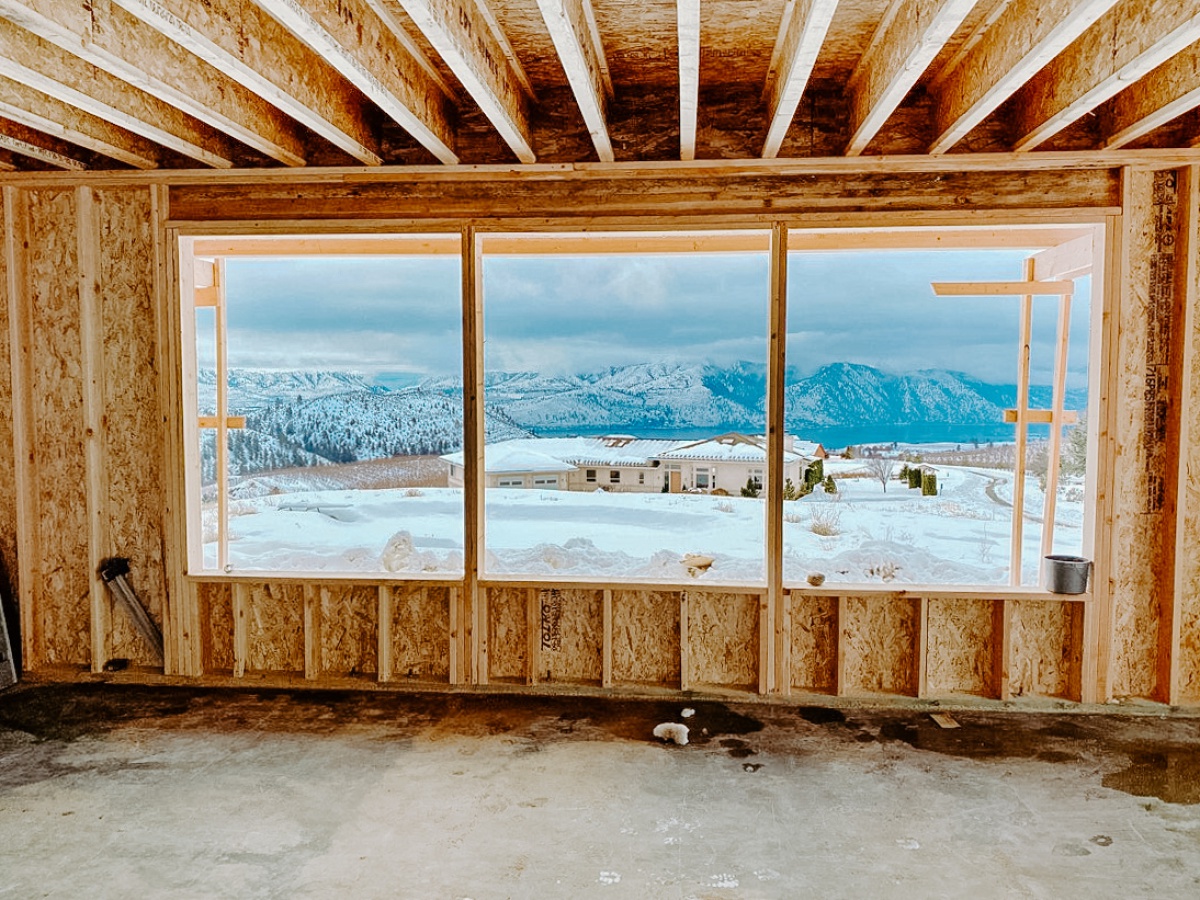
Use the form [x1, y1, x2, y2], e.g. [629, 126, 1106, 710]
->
[200, 363, 1085, 480]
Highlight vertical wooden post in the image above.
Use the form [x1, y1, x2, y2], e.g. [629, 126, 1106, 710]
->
[527, 588, 540, 685]
[835, 595, 847, 696]
[1039, 286, 1073, 561]
[303, 584, 322, 680]
[765, 222, 787, 694]
[3, 187, 37, 670]
[461, 226, 486, 684]
[448, 585, 459, 682]
[679, 590, 690, 691]
[377, 584, 393, 683]
[78, 187, 111, 674]
[1161, 164, 1198, 706]
[993, 598, 1012, 701]
[1010, 258, 1035, 586]
[231, 582, 248, 678]
[915, 597, 929, 698]
[213, 259, 230, 572]
[1084, 215, 1122, 703]
[601, 588, 613, 688]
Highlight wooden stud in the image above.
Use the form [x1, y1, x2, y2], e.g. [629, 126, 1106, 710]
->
[1011, 3, 1200, 152]
[377, 584, 393, 682]
[397, 0, 534, 163]
[1039, 289, 1073, 562]
[0, 73, 160, 169]
[535, 0, 614, 162]
[835, 596, 847, 696]
[1102, 44, 1200, 150]
[601, 587, 612, 688]
[930, 0, 1116, 154]
[78, 186, 111, 674]
[1010, 259, 1035, 586]
[679, 590, 690, 691]
[527, 588, 540, 685]
[448, 585, 460, 683]
[766, 222, 787, 694]
[780, 589, 792, 696]
[303, 584, 322, 679]
[676, 0, 700, 162]
[993, 598, 1012, 700]
[462, 225, 485, 683]
[254, 0, 457, 165]
[0, 0, 309, 166]
[845, 0, 977, 157]
[762, 0, 839, 158]
[110, 0, 383, 165]
[916, 597, 929, 698]
[3, 187, 36, 669]
[214, 259, 230, 572]
[231, 582, 248, 677]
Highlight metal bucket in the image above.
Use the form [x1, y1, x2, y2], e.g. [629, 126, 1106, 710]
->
[1044, 555, 1092, 594]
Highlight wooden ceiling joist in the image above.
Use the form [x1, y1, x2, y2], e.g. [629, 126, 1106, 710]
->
[395, 0, 534, 163]
[254, 0, 457, 165]
[0, 0, 309, 167]
[1101, 42, 1200, 149]
[536, 0, 614, 163]
[0, 117, 88, 169]
[930, 0, 1118, 154]
[0, 73, 160, 168]
[110, 0, 383, 166]
[762, 0, 839, 159]
[1012, 0, 1200, 152]
[846, 0, 979, 156]
[0, 18, 236, 167]
[677, 0, 700, 162]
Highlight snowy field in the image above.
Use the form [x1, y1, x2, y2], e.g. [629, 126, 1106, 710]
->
[206, 457, 1085, 587]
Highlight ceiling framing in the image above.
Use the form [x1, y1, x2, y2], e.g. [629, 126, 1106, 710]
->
[1, 0, 1199, 171]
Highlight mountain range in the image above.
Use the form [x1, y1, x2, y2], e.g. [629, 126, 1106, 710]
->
[200, 363, 1086, 479]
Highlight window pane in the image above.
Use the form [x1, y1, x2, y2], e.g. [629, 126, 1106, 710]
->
[480, 239, 770, 582]
[783, 248, 1091, 587]
[197, 249, 464, 574]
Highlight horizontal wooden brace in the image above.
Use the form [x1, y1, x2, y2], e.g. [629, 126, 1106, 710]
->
[932, 280, 1074, 296]
[197, 415, 246, 429]
[1003, 408, 1079, 425]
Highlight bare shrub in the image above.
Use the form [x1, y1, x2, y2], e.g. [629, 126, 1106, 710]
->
[714, 500, 735, 514]
[808, 504, 843, 536]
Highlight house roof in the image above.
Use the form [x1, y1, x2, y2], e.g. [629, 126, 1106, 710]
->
[655, 433, 805, 464]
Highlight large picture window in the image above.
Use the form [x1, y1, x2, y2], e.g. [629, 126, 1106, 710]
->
[180, 227, 1097, 591]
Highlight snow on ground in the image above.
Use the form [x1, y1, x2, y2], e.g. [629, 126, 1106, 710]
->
[208, 459, 1085, 586]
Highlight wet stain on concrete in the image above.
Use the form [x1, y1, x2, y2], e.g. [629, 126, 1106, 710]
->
[718, 737, 757, 758]
[1102, 752, 1200, 805]
[797, 707, 846, 725]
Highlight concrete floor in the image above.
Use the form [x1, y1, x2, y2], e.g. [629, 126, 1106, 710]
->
[1, 686, 1199, 899]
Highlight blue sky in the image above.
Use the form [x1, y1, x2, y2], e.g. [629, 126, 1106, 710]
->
[220, 249, 1091, 388]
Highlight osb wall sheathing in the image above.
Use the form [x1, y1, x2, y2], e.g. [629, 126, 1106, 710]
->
[1109, 169, 1178, 697]
[98, 189, 165, 665]
[1010, 600, 1081, 699]
[537, 588, 602, 684]
[1180, 189, 1200, 702]
[487, 586, 527, 681]
[612, 589, 680, 686]
[28, 189, 88, 666]
[320, 585, 377, 677]
[687, 591, 758, 688]
[199, 581, 233, 673]
[841, 597, 918, 696]
[790, 594, 838, 692]
[247, 583, 304, 673]
[390, 584, 450, 682]
[926, 599, 994, 697]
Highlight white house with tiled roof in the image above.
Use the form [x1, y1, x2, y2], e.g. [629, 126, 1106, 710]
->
[443, 433, 818, 494]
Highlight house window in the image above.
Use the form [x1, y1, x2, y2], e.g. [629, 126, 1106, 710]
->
[749, 469, 763, 491]
[609, 469, 621, 484]
[586, 469, 597, 482]
[638, 472, 645, 484]
[695, 468, 711, 490]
